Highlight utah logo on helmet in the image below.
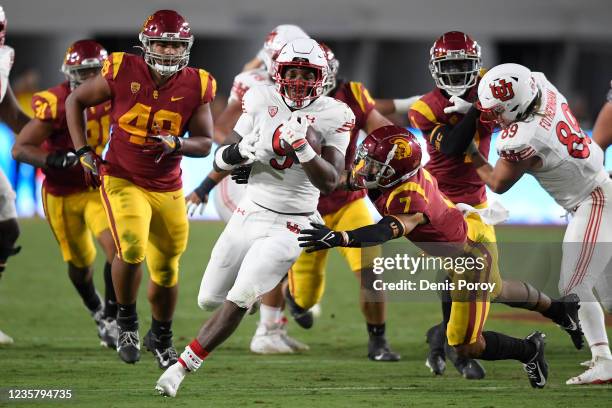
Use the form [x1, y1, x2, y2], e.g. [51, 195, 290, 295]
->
[489, 79, 515, 102]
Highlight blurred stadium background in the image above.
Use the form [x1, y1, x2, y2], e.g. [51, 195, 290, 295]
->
[1, 0, 611, 223]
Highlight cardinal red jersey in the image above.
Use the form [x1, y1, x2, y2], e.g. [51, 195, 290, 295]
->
[408, 81, 494, 206]
[373, 168, 467, 256]
[317, 80, 374, 215]
[101, 52, 216, 191]
[32, 81, 111, 196]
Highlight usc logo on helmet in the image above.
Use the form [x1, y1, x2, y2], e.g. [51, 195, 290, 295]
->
[390, 137, 412, 160]
[489, 79, 515, 102]
[142, 14, 154, 30]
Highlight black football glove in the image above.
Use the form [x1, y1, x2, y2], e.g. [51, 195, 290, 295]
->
[45, 151, 79, 169]
[298, 223, 348, 253]
[231, 166, 252, 184]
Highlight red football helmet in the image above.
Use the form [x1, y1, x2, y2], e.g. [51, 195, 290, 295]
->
[0, 6, 7, 46]
[429, 31, 482, 97]
[61, 40, 107, 89]
[352, 125, 422, 189]
[319, 43, 339, 96]
[139, 10, 193, 76]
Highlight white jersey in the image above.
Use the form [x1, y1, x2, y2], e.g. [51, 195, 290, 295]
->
[0, 45, 14, 102]
[496, 73, 608, 210]
[234, 85, 354, 214]
[228, 68, 271, 104]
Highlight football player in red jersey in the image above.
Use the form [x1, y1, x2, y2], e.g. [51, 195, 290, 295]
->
[282, 43, 402, 361]
[66, 10, 216, 367]
[407, 31, 581, 378]
[0, 5, 31, 344]
[299, 125, 550, 389]
[12, 40, 119, 348]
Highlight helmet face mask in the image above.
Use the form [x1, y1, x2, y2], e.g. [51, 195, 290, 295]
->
[429, 31, 482, 97]
[61, 40, 108, 90]
[139, 10, 193, 77]
[352, 145, 398, 189]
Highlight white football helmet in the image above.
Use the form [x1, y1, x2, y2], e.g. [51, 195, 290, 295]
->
[273, 38, 328, 109]
[257, 25, 309, 77]
[477, 63, 539, 127]
[320, 43, 339, 96]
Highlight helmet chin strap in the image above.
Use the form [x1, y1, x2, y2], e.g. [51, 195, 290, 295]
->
[282, 95, 313, 109]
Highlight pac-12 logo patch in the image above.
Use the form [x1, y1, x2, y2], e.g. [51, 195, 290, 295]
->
[131, 82, 141, 94]
[268, 106, 278, 117]
[489, 79, 514, 102]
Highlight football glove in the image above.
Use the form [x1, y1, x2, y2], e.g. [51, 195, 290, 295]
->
[443, 95, 473, 115]
[280, 114, 308, 151]
[237, 131, 259, 162]
[45, 151, 79, 169]
[76, 146, 104, 188]
[231, 166, 251, 184]
[144, 133, 183, 163]
[298, 223, 349, 253]
[185, 176, 217, 217]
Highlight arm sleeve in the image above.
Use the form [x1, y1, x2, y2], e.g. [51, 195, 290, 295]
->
[344, 216, 406, 247]
[433, 106, 480, 156]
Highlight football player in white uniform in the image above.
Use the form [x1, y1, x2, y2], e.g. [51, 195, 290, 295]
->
[0, 5, 30, 345]
[186, 24, 311, 355]
[471, 63, 612, 385]
[155, 38, 354, 397]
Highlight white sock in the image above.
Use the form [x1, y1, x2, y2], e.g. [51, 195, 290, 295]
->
[179, 345, 203, 372]
[259, 305, 281, 326]
[578, 301, 612, 360]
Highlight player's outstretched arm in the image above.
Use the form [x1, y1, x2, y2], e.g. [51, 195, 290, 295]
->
[185, 169, 228, 217]
[0, 86, 29, 134]
[374, 95, 422, 116]
[12, 119, 76, 169]
[470, 150, 537, 194]
[66, 74, 111, 150]
[298, 213, 425, 252]
[592, 101, 612, 152]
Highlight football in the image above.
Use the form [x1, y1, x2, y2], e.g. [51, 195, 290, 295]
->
[282, 126, 323, 162]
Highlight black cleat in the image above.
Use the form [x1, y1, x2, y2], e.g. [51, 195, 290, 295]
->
[97, 317, 118, 349]
[283, 285, 313, 329]
[523, 332, 548, 389]
[144, 330, 178, 370]
[368, 335, 401, 362]
[445, 343, 486, 380]
[552, 294, 584, 350]
[117, 327, 140, 364]
[425, 324, 446, 375]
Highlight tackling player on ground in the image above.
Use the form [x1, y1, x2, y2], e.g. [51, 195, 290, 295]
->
[471, 63, 612, 385]
[299, 125, 550, 389]
[155, 38, 354, 397]
[0, 6, 30, 345]
[12, 40, 118, 348]
[66, 10, 216, 368]
[408, 31, 582, 378]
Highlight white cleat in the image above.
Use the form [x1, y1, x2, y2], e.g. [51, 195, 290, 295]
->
[278, 318, 309, 352]
[155, 362, 187, 397]
[250, 323, 294, 354]
[566, 357, 612, 385]
[310, 303, 322, 319]
[0, 329, 14, 345]
[580, 359, 594, 368]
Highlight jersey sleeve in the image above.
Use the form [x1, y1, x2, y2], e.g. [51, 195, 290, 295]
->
[408, 97, 440, 133]
[347, 81, 376, 117]
[233, 87, 261, 137]
[318, 101, 355, 156]
[100, 52, 126, 96]
[31, 89, 61, 122]
[198, 69, 217, 104]
[495, 122, 538, 163]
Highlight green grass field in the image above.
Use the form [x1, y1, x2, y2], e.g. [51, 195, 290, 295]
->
[0, 219, 610, 407]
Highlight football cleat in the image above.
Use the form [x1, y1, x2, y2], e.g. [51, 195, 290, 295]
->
[155, 361, 188, 398]
[551, 294, 584, 350]
[98, 317, 118, 349]
[250, 322, 294, 354]
[278, 317, 309, 352]
[368, 335, 401, 362]
[0, 328, 14, 345]
[523, 332, 548, 389]
[425, 323, 446, 375]
[580, 359, 595, 368]
[144, 330, 179, 369]
[445, 343, 486, 380]
[117, 327, 141, 364]
[283, 285, 314, 329]
[566, 357, 612, 385]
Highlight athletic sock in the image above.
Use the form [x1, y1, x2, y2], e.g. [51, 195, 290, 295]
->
[578, 301, 612, 360]
[103, 262, 117, 319]
[178, 339, 209, 372]
[480, 331, 536, 363]
[367, 323, 386, 338]
[117, 303, 138, 331]
[151, 317, 173, 338]
[259, 305, 281, 326]
[72, 280, 101, 313]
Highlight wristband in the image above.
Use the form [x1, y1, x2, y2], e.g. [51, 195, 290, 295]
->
[295, 143, 316, 163]
[194, 176, 217, 200]
[75, 145, 92, 157]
